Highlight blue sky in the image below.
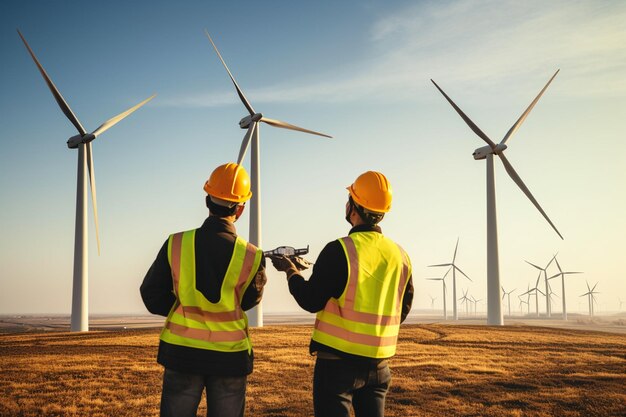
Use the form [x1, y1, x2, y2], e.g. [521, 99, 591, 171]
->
[1, 0, 625, 317]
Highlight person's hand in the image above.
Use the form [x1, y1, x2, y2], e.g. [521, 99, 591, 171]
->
[270, 255, 297, 272]
[291, 256, 313, 271]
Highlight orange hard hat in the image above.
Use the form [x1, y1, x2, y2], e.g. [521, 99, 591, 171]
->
[203, 163, 252, 203]
[347, 171, 392, 213]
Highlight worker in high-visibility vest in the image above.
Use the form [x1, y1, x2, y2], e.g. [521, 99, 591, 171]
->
[271, 171, 414, 417]
[140, 162, 266, 417]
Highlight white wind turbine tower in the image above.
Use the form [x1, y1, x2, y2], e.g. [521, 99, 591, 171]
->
[429, 238, 471, 320]
[619, 298, 624, 311]
[548, 256, 582, 320]
[580, 281, 599, 318]
[18, 30, 155, 332]
[471, 295, 481, 317]
[426, 267, 451, 320]
[501, 287, 516, 317]
[205, 31, 331, 327]
[526, 255, 556, 318]
[431, 71, 563, 325]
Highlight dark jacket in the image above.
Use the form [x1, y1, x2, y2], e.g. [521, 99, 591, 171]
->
[140, 216, 267, 376]
[288, 224, 414, 362]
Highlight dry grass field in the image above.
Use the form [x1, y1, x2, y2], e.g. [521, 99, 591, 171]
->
[1, 324, 625, 416]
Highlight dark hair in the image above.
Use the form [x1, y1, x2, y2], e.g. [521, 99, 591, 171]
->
[349, 196, 384, 225]
[206, 196, 239, 217]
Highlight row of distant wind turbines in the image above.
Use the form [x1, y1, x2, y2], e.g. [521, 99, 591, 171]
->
[426, 239, 602, 320]
[19, 27, 569, 331]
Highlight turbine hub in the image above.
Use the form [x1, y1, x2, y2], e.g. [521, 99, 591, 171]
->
[67, 133, 96, 149]
[473, 143, 507, 160]
[239, 113, 263, 129]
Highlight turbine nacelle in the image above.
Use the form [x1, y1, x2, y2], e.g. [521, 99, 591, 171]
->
[67, 133, 96, 149]
[472, 143, 507, 160]
[239, 113, 263, 129]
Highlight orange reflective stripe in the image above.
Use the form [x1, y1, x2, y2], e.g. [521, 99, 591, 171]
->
[395, 244, 410, 314]
[324, 301, 400, 326]
[170, 232, 183, 297]
[175, 304, 242, 323]
[235, 243, 258, 301]
[166, 321, 247, 343]
[315, 319, 397, 347]
[340, 237, 359, 309]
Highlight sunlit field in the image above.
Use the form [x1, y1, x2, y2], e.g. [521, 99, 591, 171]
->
[1, 324, 625, 416]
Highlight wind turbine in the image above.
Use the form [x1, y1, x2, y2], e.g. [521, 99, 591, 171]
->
[619, 298, 624, 311]
[518, 296, 529, 316]
[18, 30, 155, 332]
[428, 295, 437, 310]
[428, 238, 472, 320]
[426, 267, 451, 320]
[459, 289, 470, 317]
[580, 281, 599, 318]
[501, 287, 516, 317]
[520, 272, 545, 317]
[471, 295, 481, 317]
[204, 31, 331, 327]
[526, 255, 556, 318]
[548, 256, 582, 320]
[431, 71, 563, 325]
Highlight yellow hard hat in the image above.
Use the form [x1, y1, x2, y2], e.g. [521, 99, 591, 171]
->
[203, 163, 252, 203]
[347, 171, 392, 213]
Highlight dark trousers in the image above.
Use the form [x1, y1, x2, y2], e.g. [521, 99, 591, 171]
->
[313, 358, 392, 417]
[160, 368, 247, 417]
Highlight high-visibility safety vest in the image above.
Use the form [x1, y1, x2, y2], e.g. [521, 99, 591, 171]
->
[312, 231, 411, 358]
[160, 229, 263, 353]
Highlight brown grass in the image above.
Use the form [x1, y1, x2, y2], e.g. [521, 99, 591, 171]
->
[1, 324, 625, 416]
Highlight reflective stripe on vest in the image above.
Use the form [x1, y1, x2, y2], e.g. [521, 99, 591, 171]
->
[312, 232, 411, 358]
[160, 229, 262, 352]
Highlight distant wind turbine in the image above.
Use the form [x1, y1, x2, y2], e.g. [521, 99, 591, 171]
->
[459, 289, 470, 317]
[501, 287, 516, 317]
[548, 256, 582, 320]
[580, 281, 599, 318]
[428, 295, 437, 309]
[526, 255, 556, 318]
[204, 31, 332, 327]
[428, 238, 472, 320]
[520, 272, 545, 317]
[18, 30, 155, 332]
[426, 267, 451, 320]
[431, 71, 563, 325]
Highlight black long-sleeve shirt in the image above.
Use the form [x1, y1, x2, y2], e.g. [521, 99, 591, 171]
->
[288, 224, 414, 361]
[140, 216, 266, 376]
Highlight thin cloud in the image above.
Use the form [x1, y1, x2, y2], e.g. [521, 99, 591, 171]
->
[159, 0, 626, 108]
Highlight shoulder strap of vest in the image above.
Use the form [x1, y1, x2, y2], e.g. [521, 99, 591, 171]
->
[168, 231, 186, 298]
[338, 236, 359, 310]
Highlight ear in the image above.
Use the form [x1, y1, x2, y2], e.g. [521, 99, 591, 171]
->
[234, 204, 245, 220]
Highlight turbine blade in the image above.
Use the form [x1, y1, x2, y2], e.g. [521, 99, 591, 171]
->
[500, 70, 559, 145]
[563, 271, 583, 275]
[442, 267, 452, 279]
[260, 117, 332, 138]
[525, 260, 543, 270]
[455, 266, 472, 282]
[430, 79, 497, 149]
[548, 273, 561, 280]
[237, 122, 256, 165]
[453, 237, 459, 263]
[545, 254, 557, 269]
[554, 256, 563, 272]
[426, 278, 444, 281]
[204, 30, 255, 116]
[17, 29, 86, 136]
[86, 142, 101, 255]
[428, 263, 452, 267]
[92, 94, 156, 138]
[498, 152, 563, 239]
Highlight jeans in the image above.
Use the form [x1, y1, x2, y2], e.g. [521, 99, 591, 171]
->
[313, 358, 392, 417]
[160, 368, 247, 417]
